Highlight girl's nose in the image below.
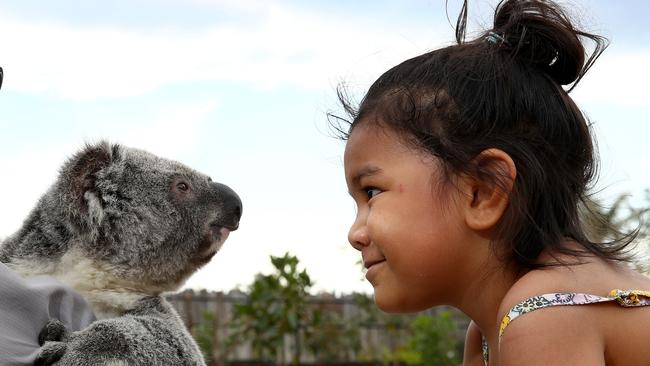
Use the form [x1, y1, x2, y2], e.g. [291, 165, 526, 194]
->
[348, 217, 370, 251]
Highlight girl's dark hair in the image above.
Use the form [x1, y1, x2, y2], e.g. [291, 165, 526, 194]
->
[332, 0, 634, 270]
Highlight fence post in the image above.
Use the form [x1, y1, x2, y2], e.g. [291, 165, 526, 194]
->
[183, 290, 194, 332]
[212, 292, 222, 366]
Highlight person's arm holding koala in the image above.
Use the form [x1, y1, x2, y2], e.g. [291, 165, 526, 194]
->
[0, 263, 95, 365]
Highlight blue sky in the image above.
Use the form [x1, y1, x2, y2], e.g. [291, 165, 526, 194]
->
[1, 0, 648, 294]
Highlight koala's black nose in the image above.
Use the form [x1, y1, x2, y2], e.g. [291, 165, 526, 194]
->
[213, 182, 242, 230]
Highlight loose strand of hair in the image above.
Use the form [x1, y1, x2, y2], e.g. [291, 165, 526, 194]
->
[567, 30, 608, 92]
[454, 0, 469, 44]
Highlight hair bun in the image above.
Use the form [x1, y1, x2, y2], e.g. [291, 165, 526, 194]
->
[490, 0, 607, 87]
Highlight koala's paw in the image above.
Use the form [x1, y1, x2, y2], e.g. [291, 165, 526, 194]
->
[35, 319, 71, 366]
[34, 341, 67, 366]
[38, 319, 70, 345]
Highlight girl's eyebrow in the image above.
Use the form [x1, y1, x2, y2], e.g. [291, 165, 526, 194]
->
[352, 165, 383, 186]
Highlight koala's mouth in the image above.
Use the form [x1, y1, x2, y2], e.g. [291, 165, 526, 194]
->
[197, 224, 231, 259]
[191, 220, 238, 267]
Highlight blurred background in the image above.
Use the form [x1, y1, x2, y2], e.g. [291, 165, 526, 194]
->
[0, 0, 648, 364]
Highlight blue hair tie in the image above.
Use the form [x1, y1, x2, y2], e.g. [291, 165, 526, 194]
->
[485, 31, 507, 46]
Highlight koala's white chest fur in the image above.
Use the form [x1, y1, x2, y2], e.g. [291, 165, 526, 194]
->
[8, 248, 152, 319]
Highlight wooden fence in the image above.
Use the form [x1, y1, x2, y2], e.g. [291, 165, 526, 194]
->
[166, 290, 469, 365]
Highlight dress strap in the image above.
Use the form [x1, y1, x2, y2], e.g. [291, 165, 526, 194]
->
[481, 335, 489, 366]
[499, 289, 650, 342]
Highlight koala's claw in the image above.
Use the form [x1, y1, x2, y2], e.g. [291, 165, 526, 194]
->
[34, 341, 67, 366]
[38, 319, 69, 345]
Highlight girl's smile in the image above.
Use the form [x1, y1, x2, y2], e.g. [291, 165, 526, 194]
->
[362, 256, 386, 270]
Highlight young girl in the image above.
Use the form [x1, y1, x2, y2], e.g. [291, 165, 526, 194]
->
[336, 0, 650, 364]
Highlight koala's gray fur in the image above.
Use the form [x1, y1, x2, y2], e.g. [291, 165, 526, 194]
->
[0, 141, 242, 365]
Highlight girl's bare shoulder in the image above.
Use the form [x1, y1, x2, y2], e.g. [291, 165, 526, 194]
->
[497, 253, 650, 365]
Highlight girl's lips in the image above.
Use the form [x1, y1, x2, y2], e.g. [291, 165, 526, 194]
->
[364, 258, 386, 269]
[364, 260, 386, 283]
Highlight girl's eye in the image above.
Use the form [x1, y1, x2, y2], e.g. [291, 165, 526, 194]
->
[365, 187, 382, 200]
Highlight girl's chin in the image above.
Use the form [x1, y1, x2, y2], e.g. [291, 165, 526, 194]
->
[373, 290, 432, 314]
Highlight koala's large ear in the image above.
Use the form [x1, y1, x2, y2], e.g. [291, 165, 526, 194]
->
[59, 141, 119, 222]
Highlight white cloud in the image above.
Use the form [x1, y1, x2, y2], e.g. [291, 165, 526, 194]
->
[2, 2, 646, 108]
[572, 50, 650, 107]
[0, 4, 440, 100]
[0, 147, 66, 238]
[101, 100, 217, 159]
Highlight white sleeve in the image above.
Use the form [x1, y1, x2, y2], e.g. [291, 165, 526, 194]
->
[0, 262, 96, 365]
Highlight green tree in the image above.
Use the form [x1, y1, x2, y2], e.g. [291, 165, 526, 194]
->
[349, 292, 413, 365]
[581, 190, 650, 272]
[398, 312, 461, 366]
[303, 308, 361, 362]
[581, 190, 650, 241]
[227, 253, 312, 365]
[193, 310, 216, 365]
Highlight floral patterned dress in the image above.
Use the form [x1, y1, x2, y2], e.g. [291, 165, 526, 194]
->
[481, 289, 650, 365]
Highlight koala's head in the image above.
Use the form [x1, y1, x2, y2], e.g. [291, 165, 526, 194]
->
[51, 141, 242, 291]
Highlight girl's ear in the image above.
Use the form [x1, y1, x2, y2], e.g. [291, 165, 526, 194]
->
[460, 149, 516, 231]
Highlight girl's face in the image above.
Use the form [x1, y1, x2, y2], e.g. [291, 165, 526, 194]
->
[344, 122, 474, 312]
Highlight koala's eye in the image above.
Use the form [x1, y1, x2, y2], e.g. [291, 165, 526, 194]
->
[176, 182, 189, 191]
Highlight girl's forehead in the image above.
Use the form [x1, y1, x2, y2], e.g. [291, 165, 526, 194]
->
[345, 123, 417, 160]
[344, 124, 419, 178]
[345, 125, 390, 161]
[344, 123, 441, 178]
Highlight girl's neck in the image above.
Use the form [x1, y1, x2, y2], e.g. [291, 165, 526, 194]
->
[454, 242, 583, 348]
[455, 256, 521, 348]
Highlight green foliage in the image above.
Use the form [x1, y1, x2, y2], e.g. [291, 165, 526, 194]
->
[377, 312, 461, 366]
[303, 309, 362, 362]
[581, 190, 650, 242]
[193, 310, 216, 364]
[218, 254, 468, 365]
[405, 312, 461, 366]
[228, 253, 312, 365]
[581, 190, 650, 272]
[350, 293, 412, 364]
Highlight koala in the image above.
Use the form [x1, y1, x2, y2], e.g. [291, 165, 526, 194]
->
[0, 141, 242, 365]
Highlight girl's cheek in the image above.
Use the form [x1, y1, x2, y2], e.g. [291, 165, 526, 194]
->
[368, 209, 391, 234]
